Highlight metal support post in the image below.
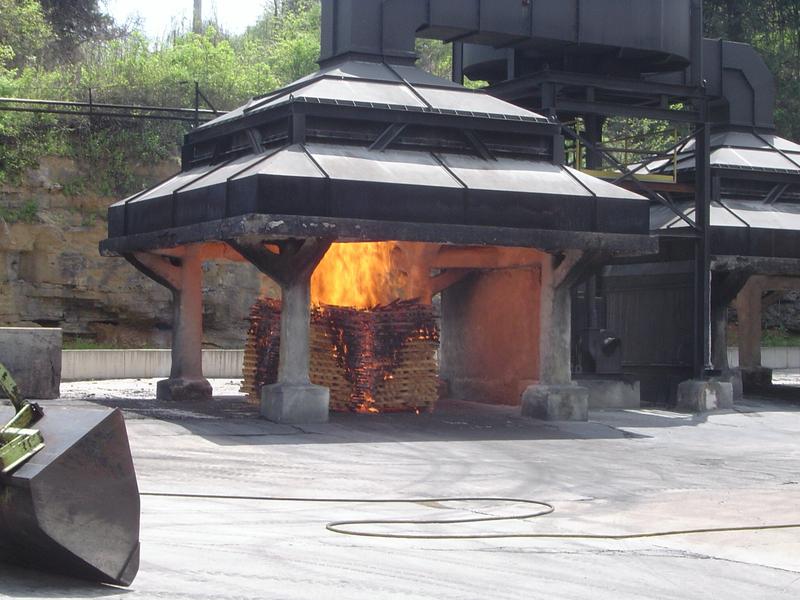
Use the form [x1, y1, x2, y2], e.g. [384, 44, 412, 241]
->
[690, 0, 712, 379]
[194, 81, 200, 128]
[692, 109, 712, 379]
[451, 42, 464, 85]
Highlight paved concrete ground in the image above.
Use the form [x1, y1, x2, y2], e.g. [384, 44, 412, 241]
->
[2, 377, 800, 599]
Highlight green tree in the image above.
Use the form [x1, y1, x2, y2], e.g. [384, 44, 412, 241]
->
[39, 0, 117, 60]
[704, 0, 800, 139]
[0, 0, 53, 69]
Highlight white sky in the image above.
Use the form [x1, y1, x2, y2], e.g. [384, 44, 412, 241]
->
[104, 0, 270, 40]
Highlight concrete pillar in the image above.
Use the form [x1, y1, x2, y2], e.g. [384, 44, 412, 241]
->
[735, 276, 772, 391]
[126, 246, 212, 402]
[709, 300, 744, 402]
[276, 276, 312, 384]
[538, 258, 572, 385]
[228, 237, 332, 424]
[521, 253, 589, 421]
[711, 301, 729, 371]
[676, 379, 733, 412]
[160, 245, 211, 401]
[736, 277, 763, 369]
[261, 274, 329, 424]
[699, 270, 751, 404]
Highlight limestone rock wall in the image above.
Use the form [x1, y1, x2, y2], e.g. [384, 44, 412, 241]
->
[763, 291, 800, 333]
[0, 157, 275, 348]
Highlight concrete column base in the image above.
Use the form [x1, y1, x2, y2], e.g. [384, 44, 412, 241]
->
[578, 377, 641, 410]
[261, 383, 330, 424]
[718, 369, 744, 402]
[156, 377, 212, 402]
[740, 367, 773, 393]
[521, 384, 589, 421]
[676, 379, 733, 413]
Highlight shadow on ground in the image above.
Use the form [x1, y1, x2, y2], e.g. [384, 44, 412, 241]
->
[0, 564, 130, 598]
[46, 396, 660, 447]
[24, 389, 800, 449]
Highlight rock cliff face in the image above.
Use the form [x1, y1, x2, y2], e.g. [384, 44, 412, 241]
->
[0, 157, 277, 348]
[763, 291, 800, 334]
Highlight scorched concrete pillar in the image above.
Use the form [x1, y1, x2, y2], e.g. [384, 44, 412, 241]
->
[126, 245, 212, 402]
[228, 237, 332, 424]
[277, 276, 313, 385]
[521, 253, 589, 421]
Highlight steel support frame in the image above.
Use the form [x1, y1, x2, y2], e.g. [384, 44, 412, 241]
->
[468, 0, 715, 380]
[692, 114, 712, 378]
[690, 0, 712, 379]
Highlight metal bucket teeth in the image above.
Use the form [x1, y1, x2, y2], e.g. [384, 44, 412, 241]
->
[0, 406, 140, 586]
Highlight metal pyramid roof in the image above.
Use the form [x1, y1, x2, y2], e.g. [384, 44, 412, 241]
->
[103, 59, 653, 256]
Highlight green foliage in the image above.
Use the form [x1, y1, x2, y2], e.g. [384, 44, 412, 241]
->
[602, 117, 689, 171]
[0, 0, 464, 194]
[75, 29, 278, 109]
[62, 337, 127, 350]
[0, 25, 283, 192]
[39, 0, 117, 61]
[762, 327, 800, 348]
[257, 1, 321, 86]
[0, 199, 39, 224]
[0, 74, 63, 186]
[60, 174, 88, 197]
[416, 38, 452, 80]
[704, 0, 800, 140]
[0, 0, 53, 69]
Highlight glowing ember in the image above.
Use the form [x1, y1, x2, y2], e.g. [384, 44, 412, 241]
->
[243, 241, 440, 414]
[357, 394, 380, 414]
[243, 299, 439, 414]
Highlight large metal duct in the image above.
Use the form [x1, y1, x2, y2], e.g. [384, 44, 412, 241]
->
[321, 0, 693, 73]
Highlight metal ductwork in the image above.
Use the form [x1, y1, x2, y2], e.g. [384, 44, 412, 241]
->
[322, 1, 775, 131]
[321, 0, 421, 64]
[640, 38, 776, 131]
[695, 39, 775, 131]
[452, 5, 775, 131]
[320, 0, 693, 73]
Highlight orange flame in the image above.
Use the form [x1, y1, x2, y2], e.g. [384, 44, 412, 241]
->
[310, 241, 436, 415]
[356, 394, 380, 414]
[311, 242, 398, 309]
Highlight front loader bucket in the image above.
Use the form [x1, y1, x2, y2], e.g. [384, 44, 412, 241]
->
[0, 406, 140, 586]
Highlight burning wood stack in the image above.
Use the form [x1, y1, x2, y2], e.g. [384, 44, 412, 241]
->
[242, 298, 440, 413]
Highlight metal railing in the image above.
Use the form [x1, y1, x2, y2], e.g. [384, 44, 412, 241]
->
[0, 82, 226, 126]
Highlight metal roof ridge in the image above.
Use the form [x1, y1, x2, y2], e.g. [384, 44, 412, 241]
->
[383, 62, 435, 110]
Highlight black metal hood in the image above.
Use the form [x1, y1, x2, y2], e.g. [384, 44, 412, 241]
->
[102, 2, 653, 257]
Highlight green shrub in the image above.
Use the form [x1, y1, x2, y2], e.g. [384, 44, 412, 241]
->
[0, 199, 39, 223]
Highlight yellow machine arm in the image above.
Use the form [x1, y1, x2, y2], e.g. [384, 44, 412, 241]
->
[0, 362, 45, 473]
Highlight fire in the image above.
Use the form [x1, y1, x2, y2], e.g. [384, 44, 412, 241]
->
[356, 393, 380, 414]
[311, 242, 398, 309]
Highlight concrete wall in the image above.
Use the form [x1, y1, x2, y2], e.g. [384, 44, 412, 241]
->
[62, 349, 244, 381]
[56, 347, 800, 382]
[727, 347, 800, 370]
[440, 267, 541, 405]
